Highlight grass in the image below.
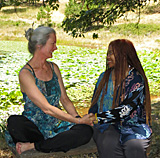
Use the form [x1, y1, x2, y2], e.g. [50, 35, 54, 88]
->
[0, 4, 160, 49]
[0, 20, 30, 41]
[0, 40, 159, 157]
[108, 23, 160, 36]
[0, 7, 36, 25]
[0, 2, 160, 158]
[0, 101, 159, 158]
[149, 100, 160, 158]
[0, 20, 28, 27]
[1, 7, 27, 14]
[142, 2, 160, 14]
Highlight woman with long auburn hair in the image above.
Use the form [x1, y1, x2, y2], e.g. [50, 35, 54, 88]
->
[89, 39, 152, 158]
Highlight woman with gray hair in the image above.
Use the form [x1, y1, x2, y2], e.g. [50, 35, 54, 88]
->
[5, 26, 94, 154]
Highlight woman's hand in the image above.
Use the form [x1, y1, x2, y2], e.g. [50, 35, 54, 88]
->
[79, 113, 96, 126]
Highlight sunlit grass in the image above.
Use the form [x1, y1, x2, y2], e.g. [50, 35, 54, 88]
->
[142, 2, 160, 14]
[0, 3, 160, 157]
[108, 23, 160, 36]
[0, 6, 39, 20]
[0, 5, 160, 49]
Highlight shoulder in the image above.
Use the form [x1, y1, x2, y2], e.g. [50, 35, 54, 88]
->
[130, 68, 144, 83]
[126, 68, 145, 93]
[19, 64, 34, 81]
[19, 65, 31, 76]
[95, 71, 105, 87]
[47, 61, 59, 72]
[49, 62, 61, 78]
[98, 71, 105, 81]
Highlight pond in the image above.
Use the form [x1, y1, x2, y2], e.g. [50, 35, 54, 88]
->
[0, 42, 160, 127]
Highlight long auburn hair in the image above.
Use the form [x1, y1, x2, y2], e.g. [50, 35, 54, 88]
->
[90, 39, 151, 125]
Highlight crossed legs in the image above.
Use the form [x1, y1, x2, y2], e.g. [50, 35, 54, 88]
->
[7, 115, 93, 154]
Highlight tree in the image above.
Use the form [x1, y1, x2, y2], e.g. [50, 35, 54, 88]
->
[62, 0, 158, 38]
[0, 0, 59, 9]
[37, 5, 55, 27]
[0, 0, 157, 38]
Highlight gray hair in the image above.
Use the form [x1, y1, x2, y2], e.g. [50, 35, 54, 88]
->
[25, 26, 56, 55]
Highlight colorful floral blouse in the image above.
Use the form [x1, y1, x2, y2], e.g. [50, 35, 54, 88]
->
[89, 68, 152, 144]
[5, 62, 74, 147]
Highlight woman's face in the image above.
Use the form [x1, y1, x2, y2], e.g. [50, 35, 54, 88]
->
[41, 33, 57, 59]
[107, 45, 115, 68]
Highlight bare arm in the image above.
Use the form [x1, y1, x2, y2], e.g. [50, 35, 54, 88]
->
[53, 63, 79, 117]
[19, 68, 93, 125]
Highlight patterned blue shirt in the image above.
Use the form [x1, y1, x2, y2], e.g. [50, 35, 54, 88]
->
[89, 68, 152, 144]
[5, 62, 74, 147]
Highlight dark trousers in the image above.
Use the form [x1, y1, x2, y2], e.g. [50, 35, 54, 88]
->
[93, 125, 151, 158]
[7, 115, 93, 153]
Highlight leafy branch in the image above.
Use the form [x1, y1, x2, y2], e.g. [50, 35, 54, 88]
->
[62, 0, 157, 38]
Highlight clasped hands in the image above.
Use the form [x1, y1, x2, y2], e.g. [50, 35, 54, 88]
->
[80, 113, 98, 126]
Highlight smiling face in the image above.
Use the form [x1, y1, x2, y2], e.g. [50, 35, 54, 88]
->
[40, 33, 57, 59]
[107, 45, 115, 68]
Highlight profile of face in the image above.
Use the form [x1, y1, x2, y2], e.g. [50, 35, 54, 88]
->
[107, 45, 115, 68]
[40, 33, 57, 59]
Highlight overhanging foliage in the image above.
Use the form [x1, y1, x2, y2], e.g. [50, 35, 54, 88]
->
[62, 0, 158, 38]
[0, 0, 59, 10]
[0, 0, 158, 38]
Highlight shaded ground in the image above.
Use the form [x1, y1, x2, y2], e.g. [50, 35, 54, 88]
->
[0, 1, 160, 157]
[0, 99, 160, 158]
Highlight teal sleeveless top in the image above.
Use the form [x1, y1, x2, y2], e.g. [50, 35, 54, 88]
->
[5, 62, 74, 147]
[22, 62, 74, 139]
